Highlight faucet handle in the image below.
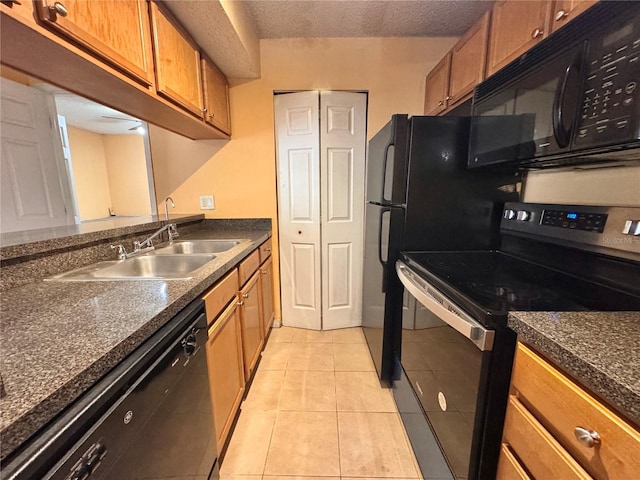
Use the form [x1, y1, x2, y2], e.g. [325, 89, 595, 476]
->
[110, 244, 127, 260]
[168, 223, 179, 242]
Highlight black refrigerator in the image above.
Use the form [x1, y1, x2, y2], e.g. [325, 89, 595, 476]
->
[362, 115, 520, 384]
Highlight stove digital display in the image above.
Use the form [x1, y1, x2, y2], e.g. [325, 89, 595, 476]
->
[541, 210, 607, 232]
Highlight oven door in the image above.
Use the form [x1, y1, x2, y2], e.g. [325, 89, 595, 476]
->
[395, 261, 494, 480]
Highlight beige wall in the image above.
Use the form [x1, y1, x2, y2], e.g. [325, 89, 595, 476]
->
[150, 36, 458, 321]
[523, 166, 640, 207]
[103, 134, 152, 216]
[67, 126, 112, 220]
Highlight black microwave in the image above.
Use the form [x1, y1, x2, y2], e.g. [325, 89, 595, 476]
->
[469, 1, 640, 169]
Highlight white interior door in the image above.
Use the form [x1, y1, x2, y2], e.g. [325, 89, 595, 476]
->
[275, 91, 322, 330]
[1, 78, 74, 233]
[275, 91, 367, 330]
[57, 114, 81, 224]
[320, 91, 367, 330]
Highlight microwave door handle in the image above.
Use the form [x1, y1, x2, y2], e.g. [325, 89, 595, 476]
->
[553, 52, 583, 148]
[396, 261, 495, 352]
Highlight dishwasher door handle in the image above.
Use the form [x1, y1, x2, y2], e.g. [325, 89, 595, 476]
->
[396, 261, 494, 351]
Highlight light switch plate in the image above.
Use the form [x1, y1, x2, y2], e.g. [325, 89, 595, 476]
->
[199, 195, 215, 210]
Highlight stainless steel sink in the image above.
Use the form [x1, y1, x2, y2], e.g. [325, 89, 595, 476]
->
[47, 254, 216, 281]
[153, 240, 242, 255]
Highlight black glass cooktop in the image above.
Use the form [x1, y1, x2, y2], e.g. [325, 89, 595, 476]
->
[402, 251, 640, 322]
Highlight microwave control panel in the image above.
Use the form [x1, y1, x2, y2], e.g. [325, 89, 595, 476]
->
[575, 15, 640, 148]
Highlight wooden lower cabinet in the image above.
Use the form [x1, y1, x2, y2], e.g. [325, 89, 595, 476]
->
[259, 256, 275, 335]
[496, 443, 531, 480]
[205, 299, 245, 451]
[499, 342, 640, 479]
[238, 270, 264, 380]
[502, 395, 592, 479]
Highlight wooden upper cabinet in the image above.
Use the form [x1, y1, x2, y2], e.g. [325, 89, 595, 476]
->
[34, 0, 155, 86]
[486, 0, 554, 76]
[551, 0, 598, 33]
[449, 10, 490, 105]
[424, 53, 451, 115]
[201, 56, 231, 135]
[149, 1, 202, 116]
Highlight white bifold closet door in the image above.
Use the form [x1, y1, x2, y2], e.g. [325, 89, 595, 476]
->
[275, 91, 367, 331]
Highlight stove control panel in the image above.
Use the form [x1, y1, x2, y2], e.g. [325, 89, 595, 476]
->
[501, 203, 640, 260]
[541, 210, 608, 233]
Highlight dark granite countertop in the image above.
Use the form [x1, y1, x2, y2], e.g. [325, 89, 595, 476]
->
[508, 311, 640, 427]
[0, 214, 204, 260]
[0, 221, 271, 460]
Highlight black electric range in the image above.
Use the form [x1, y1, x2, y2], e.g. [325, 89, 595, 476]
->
[393, 203, 640, 480]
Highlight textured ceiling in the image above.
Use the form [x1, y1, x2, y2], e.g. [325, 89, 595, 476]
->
[242, 0, 493, 38]
[31, 82, 144, 135]
[167, 0, 493, 79]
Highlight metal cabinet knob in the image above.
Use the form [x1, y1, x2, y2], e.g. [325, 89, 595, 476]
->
[201, 107, 208, 113]
[237, 300, 245, 306]
[49, 1, 68, 18]
[532, 27, 544, 39]
[242, 293, 249, 298]
[438, 100, 444, 106]
[261, 270, 267, 275]
[574, 427, 601, 448]
[555, 9, 569, 21]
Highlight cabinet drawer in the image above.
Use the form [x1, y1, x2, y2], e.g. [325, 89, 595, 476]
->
[202, 268, 239, 324]
[259, 238, 272, 263]
[496, 443, 531, 480]
[512, 343, 640, 479]
[238, 250, 260, 287]
[503, 396, 592, 479]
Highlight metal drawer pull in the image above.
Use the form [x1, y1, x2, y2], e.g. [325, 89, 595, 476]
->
[574, 427, 601, 448]
[49, 1, 68, 18]
[237, 300, 245, 306]
[242, 293, 249, 298]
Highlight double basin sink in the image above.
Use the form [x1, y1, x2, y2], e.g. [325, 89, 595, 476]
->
[48, 240, 244, 281]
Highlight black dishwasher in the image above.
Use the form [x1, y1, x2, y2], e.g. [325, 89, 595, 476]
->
[3, 298, 219, 480]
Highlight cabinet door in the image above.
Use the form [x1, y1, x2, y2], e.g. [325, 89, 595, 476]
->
[448, 10, 490, 106]
[35, 0, 154, 86]
[201, 56, 231, 135]
[424, 53, 451, 115]
[238, 271, 264, 380]
[487, 0, 553, 76]
[259, 257, 275, 334]
[149, 1, 202, 116]
[551, 0, 597, 33]
[206, 299, 245, 451]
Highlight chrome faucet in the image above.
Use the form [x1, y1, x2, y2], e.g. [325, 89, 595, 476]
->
[164, 196, 175, 221]
[110, 223, 179, 260]
[135, 223, 178, 251]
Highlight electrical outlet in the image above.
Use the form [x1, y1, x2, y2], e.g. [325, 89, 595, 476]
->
[199, 195, 215, 210]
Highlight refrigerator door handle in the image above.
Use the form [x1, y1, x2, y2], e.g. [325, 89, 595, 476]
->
[378, 207, 391, 292]
[381, 142, 393, 203]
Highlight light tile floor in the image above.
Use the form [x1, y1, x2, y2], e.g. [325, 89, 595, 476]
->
[219, 326, 422, 480]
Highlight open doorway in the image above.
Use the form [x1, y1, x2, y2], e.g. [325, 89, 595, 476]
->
[0, 71, 157, 234]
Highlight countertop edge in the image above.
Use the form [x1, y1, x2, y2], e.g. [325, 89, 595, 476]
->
[0, 226, 271, 461]
[508, 311, 640, 428]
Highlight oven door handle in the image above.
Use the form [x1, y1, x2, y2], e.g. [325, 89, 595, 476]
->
[396, 261, 494, 352]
